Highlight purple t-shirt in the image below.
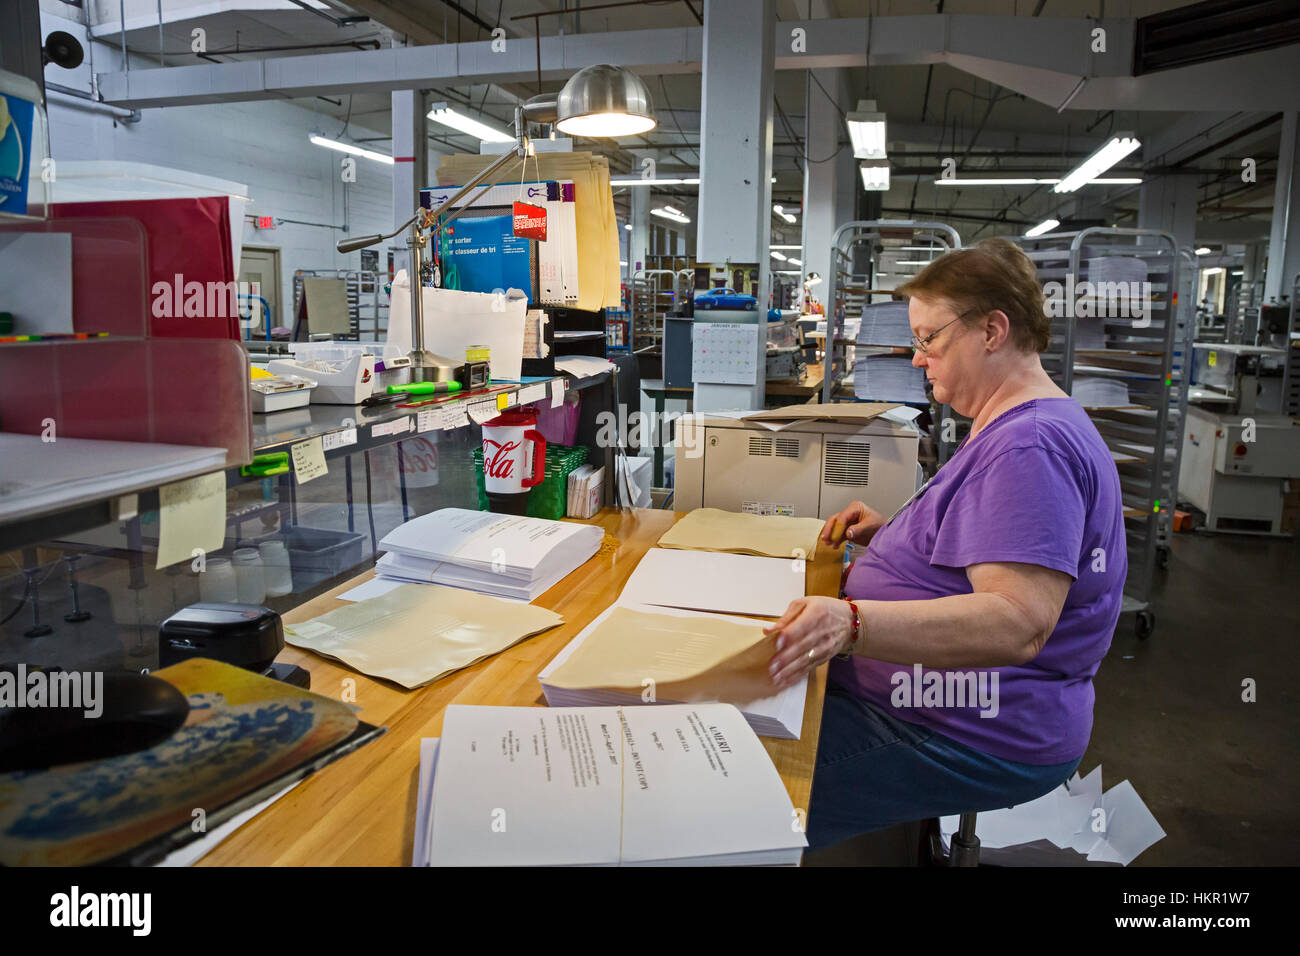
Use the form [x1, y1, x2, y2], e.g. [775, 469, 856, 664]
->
[831, 397, 1125, 765]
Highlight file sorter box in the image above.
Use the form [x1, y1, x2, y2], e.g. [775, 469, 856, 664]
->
[673, 412, 919, 520]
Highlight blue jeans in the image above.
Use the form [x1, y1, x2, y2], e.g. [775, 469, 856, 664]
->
[805, 686, 1081, 852]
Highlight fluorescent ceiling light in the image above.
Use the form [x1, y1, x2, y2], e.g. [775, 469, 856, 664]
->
[789, 257, 802, 266]
[1195, 246, 1211, 255]
[1024, 218, 1061, 238]
[427, 103, 514, 143]
[770, 244, 802, 250]
[770, 251, 788, 261]
[610, 176, 702, 186]
[1202, 267, 1225, 276]
[651, 207, 690, 224]
[309, 134, 393, 165]
[773, 204, 797, 223]
[860, 160, 890, 191]
[1054, 135, 1141, 193]
[894, 260, 937, 265]
[624, 223, 632, 231]
[620, 260, 628, 266]
[898, 245, 948, 252]
[846, 99, 887, 160]
[934, 177, 1143, 187]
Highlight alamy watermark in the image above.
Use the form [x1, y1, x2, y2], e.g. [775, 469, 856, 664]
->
[0, 664, 102, 718]
[1044, 274, 1152, 328]
[890, 664, 1000, 718]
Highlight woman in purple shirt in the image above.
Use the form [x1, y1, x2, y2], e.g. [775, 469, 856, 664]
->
[765, 238, 1126, 851]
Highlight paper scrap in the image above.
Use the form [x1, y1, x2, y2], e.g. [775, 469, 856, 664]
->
[550, 379, 565, 408]
[291, 437, 328, 485]
[518, 382, 548, 405]
[322, 426, 358, 451]
[371, 417, 413, 438]
[156, 472, 227, 570]
[440, 404, 470, 430]
[468, 400, 500, 425]
[417, 408, 438, 433]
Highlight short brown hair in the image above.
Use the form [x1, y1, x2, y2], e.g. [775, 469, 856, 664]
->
[895, 237, 1050, 352]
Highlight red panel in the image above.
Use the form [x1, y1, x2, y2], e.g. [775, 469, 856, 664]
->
[53, 197, 239, 341]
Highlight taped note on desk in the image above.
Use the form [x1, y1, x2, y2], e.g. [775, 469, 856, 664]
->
[156, 472, 227, 570]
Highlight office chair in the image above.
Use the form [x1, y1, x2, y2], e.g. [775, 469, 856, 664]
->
[924, 811, 981, 866]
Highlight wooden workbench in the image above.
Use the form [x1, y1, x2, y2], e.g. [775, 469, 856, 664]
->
[200, 507, 837, 866]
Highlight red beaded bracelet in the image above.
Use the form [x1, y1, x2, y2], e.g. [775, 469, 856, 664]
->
[839, 599, 861, 658]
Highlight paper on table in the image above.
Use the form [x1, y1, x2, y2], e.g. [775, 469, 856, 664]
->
[545, 606, 780, 709]
[619, 547, 805, 618]
[336, 577, 405, 602]
[156, 781, 300, 867]
[156, 471, 227, 569]
[284, 582, 563, 688]
[657, 508, 823, 560]
[412, 738, 441, 867]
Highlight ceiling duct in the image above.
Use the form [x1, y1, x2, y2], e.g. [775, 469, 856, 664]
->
[1133, 0, 1300, 75]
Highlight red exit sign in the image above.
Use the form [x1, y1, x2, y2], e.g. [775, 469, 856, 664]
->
[256, 216, 275, 230]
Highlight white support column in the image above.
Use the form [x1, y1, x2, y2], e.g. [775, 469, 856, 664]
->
[631, 184, 649, 277]
[391, 88, 428, 278]
[1138, 174, 1198, 250]
[801, 68, 840, 299]
[1264, 111, 1300, 304]
[695, 0, 774, 411]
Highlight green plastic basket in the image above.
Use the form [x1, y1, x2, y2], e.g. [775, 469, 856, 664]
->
[473, 444, 589, 519]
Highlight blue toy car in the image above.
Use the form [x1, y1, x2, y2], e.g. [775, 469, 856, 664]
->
[694, 288, 757, 311]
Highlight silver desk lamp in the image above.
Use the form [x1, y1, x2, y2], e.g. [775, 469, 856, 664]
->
[336, 65, 657, 384]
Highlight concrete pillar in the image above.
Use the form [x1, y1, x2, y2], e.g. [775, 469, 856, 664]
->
[1138, 174, 1197, 251]
[695, 0, 774, 410]
[630, 184, 649, 277]
[801, 69, 840, 296]
[1264, 111, 1300, 304]
[391, 88, 428, 280]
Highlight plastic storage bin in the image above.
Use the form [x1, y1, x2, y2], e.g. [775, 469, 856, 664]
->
[282, 526, 365, 592]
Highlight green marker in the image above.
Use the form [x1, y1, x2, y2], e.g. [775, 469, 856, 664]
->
[389, 381, 462, 396]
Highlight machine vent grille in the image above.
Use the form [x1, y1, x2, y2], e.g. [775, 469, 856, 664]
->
[748, 436, 774, 456]
[774, 438, 800, 459]
[824, 441, 870, 486]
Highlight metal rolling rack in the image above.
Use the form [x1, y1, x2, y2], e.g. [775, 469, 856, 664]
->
[292, 269, 388, 340]
[630, 267, 693, 354]
[821, 221, 963, 469]
[1287, 274, 1300, 416]
[1017, 227, 1181, 639]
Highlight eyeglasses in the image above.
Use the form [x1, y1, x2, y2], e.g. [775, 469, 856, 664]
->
[910, 309, 975, 353]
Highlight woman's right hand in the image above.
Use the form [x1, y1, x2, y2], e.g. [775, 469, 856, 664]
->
[820, 500, 886, 547]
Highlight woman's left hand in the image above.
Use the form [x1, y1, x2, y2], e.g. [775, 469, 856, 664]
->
[763, 596, 855, 689]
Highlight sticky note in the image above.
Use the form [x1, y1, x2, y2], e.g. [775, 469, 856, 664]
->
[291, 437, 328, 485]
[156, 472, 227, 570]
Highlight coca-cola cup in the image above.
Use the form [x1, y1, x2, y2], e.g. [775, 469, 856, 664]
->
[481, 408, 547, 515]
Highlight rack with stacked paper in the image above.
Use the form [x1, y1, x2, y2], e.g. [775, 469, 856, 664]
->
[374, 508, 603, 601]
[854, 300, 928, 403]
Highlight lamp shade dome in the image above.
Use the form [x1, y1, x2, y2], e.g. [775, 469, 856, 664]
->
[555, 64, 656, 137]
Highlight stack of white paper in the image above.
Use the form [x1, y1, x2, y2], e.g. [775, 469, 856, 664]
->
[376, 508, 603, 601]
[856, 300, 913, 347]
[939, 764, 1165, 866]
[413, 702, 808, 866]
[566, 464, 604, 518]
[854, 354, 928, 403]
[1072, 376, 1131, 407]
[538, 602, 808, 739]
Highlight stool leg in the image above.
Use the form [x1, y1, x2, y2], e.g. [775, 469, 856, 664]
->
[949, 811, 981, 867]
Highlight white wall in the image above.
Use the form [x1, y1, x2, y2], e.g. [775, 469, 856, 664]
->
[39, 7, 435, 331]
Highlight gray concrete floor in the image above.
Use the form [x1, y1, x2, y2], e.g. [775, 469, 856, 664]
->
[805, 528, 1300, 866]
[1088, 529, 1300, 865]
